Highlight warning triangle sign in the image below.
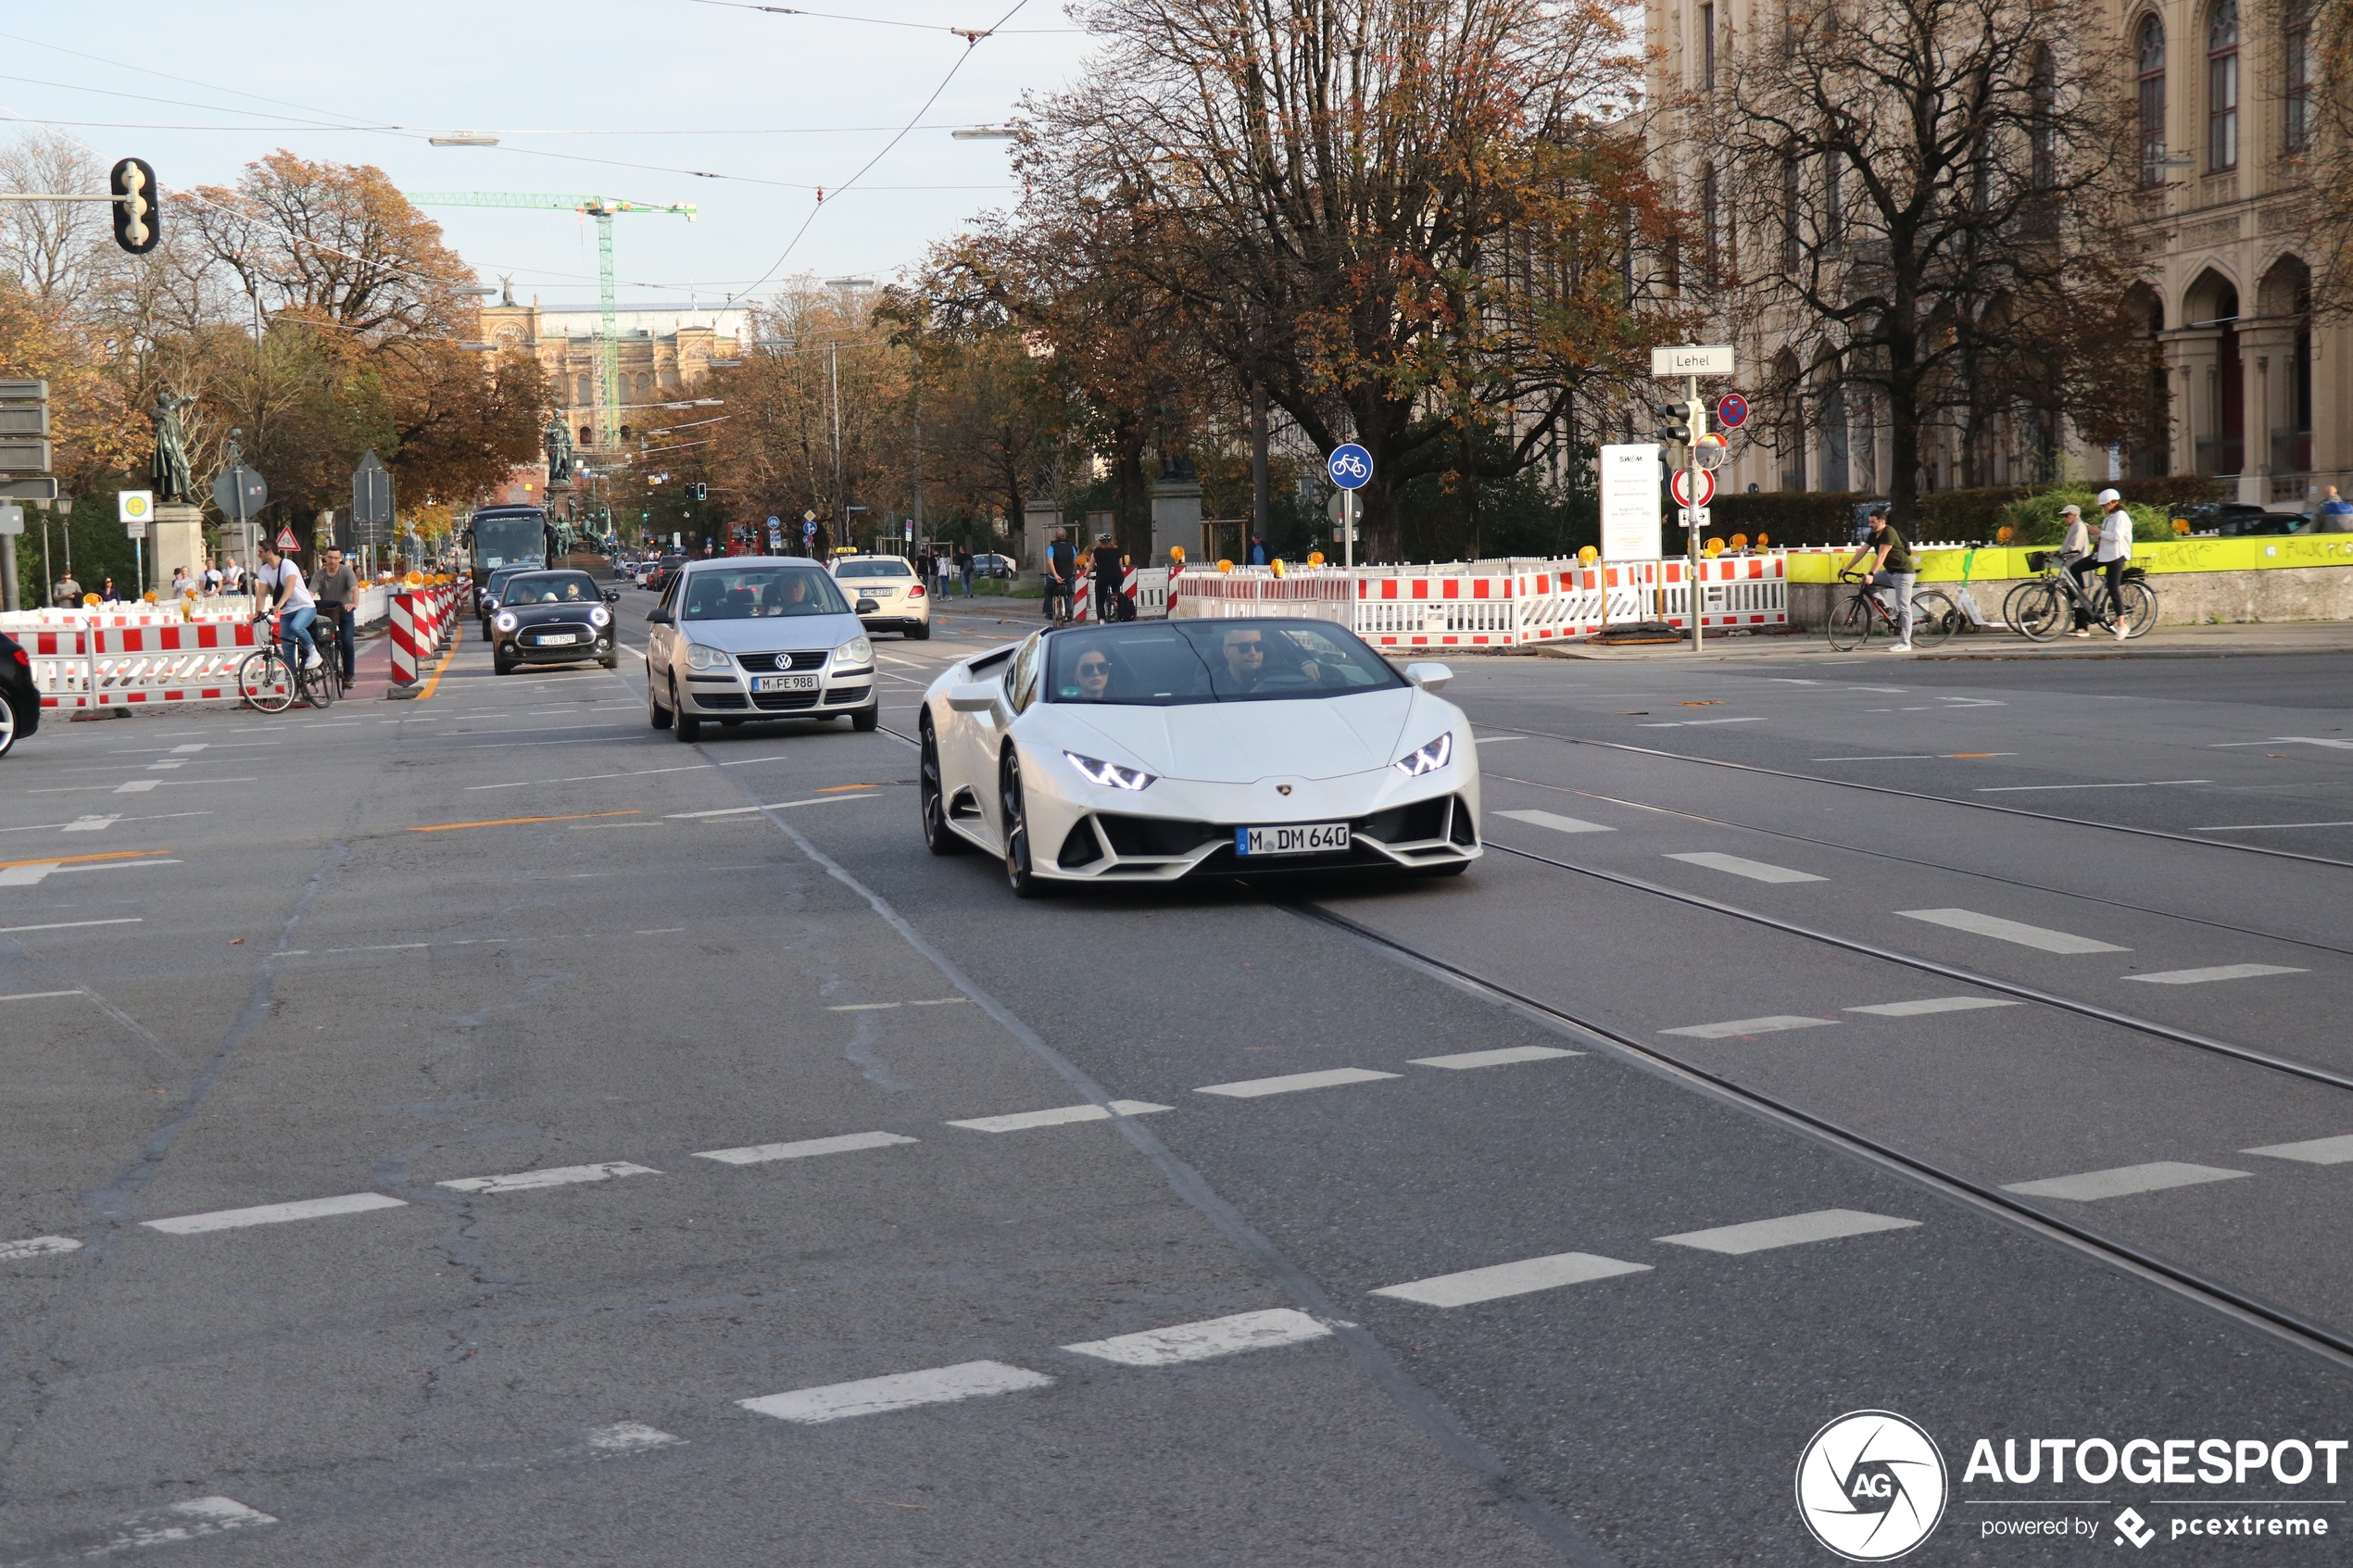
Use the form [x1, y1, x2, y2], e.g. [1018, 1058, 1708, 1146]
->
[275, 527, 300, 550]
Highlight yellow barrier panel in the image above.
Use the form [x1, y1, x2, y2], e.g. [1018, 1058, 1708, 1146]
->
[1780, 535, 2353, 584]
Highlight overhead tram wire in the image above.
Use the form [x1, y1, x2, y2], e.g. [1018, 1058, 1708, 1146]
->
[1283, 899, 2353, 1374]
[683, 0, 1079, 35]
[726, 0, 1034, 303]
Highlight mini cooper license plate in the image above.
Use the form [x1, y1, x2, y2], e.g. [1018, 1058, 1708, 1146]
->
[1236, 822, 1349, 857]
[536, 633, 579, 645]
[751, 673, 820, 693]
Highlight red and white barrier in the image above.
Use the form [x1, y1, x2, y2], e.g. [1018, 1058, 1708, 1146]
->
[1163, 555, 1789, 646]
[389, 592, 422, 687]
[15, 620, 265, 710]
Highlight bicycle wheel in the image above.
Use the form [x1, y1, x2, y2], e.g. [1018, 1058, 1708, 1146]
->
[1908, 589, 1959, 647]
[303, 659, 335, 709]
[2000, 578, 2045, 631]
[239, 648, 295, 713]
[2118, 581, 2159, 639]
[2010, 582, 2070, 642]
[1827, 593, 1874, 651]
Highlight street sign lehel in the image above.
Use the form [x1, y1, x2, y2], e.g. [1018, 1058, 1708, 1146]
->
[1651, 344, 1735, 378]
[1668, 468, 1717, 508]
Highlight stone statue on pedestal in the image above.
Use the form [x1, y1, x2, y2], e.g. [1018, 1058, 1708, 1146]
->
[544, 419, 575, 487]
[150, 392, 196, 502]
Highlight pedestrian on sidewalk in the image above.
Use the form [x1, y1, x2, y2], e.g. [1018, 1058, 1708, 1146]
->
[201, 558, 223, 595]
[99, 576, 120, 603]
[170, 565, 191, 596]
[52, 570, 80, 608]
[956, 544, 974, 597]
[2318, 485, 2353, 533]
[1840, 503, 1917, 651]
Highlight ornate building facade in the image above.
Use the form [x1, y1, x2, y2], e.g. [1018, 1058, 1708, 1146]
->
[1646, 0, 2343, 508]
[479, 296, 747, 457]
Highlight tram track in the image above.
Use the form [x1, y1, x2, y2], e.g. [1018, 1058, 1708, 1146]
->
[1478, 725, 2353, 872]
[1289, 898, 2353, 1374]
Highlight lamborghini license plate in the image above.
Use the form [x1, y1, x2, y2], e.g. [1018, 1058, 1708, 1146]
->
[751, 673, 820, 693]
[1236, 822, 1349, 856]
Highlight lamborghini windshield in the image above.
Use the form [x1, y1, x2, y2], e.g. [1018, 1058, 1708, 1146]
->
[1046, 620, 1404, 706]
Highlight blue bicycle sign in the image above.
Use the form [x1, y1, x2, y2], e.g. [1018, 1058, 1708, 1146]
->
[1327, 443, 1373, 491]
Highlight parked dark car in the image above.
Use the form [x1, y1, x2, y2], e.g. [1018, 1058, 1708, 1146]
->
[2178, 501, 2313, 537]
[487, 570, 623, 674]
[0, 628, 41, 759]
[643, 554, 689, 596]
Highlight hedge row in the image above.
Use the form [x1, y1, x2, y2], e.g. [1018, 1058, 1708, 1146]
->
[1706, 477, 2226, 548]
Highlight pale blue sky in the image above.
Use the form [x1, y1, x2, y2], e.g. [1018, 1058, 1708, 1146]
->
[0, 0, 1094, 307]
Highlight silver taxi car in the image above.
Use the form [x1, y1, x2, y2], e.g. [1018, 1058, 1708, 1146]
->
[644, 558, 880, 742]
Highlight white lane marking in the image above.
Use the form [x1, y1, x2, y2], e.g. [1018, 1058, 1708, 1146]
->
[2242, 1134, 2353, 1165]
[909, 997, 968, 1006]
[90, 1496, 279, 1554]
[1194, 1068, 1402, 1098]
[632, 927, 686, 935]
[438, 1160, 661, 1194]
[1976, 779, 2211, 793]
[1768, 678, 1822, 684]
[112, 779, 159, 794]
[665, 793, 881, 820]
[1638, 716, 1768, 727]
[2002, 1161, 2251, 1201]
[1846, 686, 1907, 693]
[1655, 1209, 1921, 1254]
[0, 859, 181, 887]
[1845, 997, 2021, 1017]
[0, 1235, 82, 1261]
[1371, 1251, 1651, 1308]
[63, 814, 122, 831]
[586, 1421, 685, 1455]
[1660, 1015, 1834, 1039]
[738, 1360, 1052, 1424]
[145, 759, 185, 770]
[1470, 734, 1529, 743]
[2124, 963, 2306, 985]
[2266, 735, 2353, 749]
[1062, 1308, 1331, 1366]
[1664, 851, 1826, 884]
[467, 761, 718, 792]
[1896, 908, 2129, 954]
[1409, 1045, 1582, 1070]
[1495, 809, 1614, 834]
[0, 917, 143, 935]
[695, 1131, 918, 1165]
[144, 1192, 408, 1234]
[1810, 752, 2022, 761]
[829, 1001, 900, 1011]
[2196, 820, 2353, 831]
[0, 990, 83, 1002]
[947, 1100, 1172, 1134]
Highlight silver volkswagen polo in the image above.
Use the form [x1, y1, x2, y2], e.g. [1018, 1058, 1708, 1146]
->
[644, 558, 881, 742]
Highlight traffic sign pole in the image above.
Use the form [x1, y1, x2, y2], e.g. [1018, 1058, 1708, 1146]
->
[1327, 443, 1372, 570]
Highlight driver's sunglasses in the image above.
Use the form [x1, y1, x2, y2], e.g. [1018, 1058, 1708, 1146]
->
[1076, 659, 1110, 674]
[1229, 641, 1265, 655]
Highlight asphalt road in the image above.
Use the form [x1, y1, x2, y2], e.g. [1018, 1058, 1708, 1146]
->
[3, 590, 2349, 1566]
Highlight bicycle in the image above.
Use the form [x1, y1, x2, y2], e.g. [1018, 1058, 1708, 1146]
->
[2006, 552, 2158, 642]
[1827, 572, 1959, 651]
[237, 614, 336, 713]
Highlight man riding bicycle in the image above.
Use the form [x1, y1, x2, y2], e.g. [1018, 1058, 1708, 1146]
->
[1043, 528, 1077, 623]
[1839, 503, 1917, 653]
[1091, 533, 1127, 621]
[251, 541, 323, 672]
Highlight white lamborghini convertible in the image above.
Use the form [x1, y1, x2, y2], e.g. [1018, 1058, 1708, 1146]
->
[917, 617, 1480, 897]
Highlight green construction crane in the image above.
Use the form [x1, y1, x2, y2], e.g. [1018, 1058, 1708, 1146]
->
[407, 193, 697, 449]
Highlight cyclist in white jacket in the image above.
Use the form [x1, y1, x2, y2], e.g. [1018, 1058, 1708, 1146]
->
[2094, 489, 2134, 643]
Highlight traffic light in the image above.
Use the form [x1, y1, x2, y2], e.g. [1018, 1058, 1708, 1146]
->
[1655, 401, 1692, 449]
[693, 483, 708, 501]
[110, 158, 159, 255]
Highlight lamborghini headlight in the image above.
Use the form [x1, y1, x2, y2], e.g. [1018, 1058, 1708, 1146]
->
[1393, 732, 1453, 776]
[1064, 751, 1155, 791]
[685, 642, 731, 671]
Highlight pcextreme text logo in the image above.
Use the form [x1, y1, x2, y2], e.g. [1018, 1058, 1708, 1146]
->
[1796, 1411, 1949, 1562]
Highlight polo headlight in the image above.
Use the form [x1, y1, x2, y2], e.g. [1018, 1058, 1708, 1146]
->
[589, 606, 611, 627]
[833, 634, 873, 667]
[1393, 732, 1453, 776]
[494, 611, 517, 633]
[1064, 751, 1155, 791]
[685, 642, 731, 671]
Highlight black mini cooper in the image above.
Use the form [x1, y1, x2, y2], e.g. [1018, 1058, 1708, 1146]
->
[487, 570, 623, 674]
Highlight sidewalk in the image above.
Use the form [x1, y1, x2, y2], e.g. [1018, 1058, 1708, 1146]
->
[1526, 618, 2353, 663]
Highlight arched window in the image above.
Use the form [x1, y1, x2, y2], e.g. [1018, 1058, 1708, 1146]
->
[2208, 0, 2239, 170]
[578, 424, 592, 447]
[574, 373, 593, 404]
[2284, 0, 2314, 153]
[2031, 47, 2058, 191]
[2137, 15, 2168, 185]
